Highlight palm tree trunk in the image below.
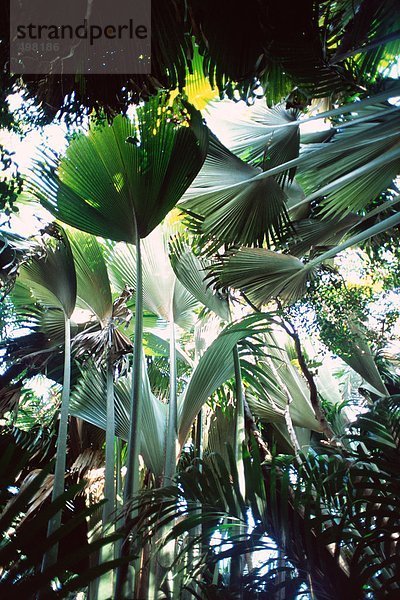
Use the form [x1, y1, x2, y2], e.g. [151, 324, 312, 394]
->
[116, 437, 122, 502]
[94, 354, 116, 600]
[42, 313, 71, 571]
[184, 409, 203, 600]
[233, 346, 245, 470]
[231, 345, 245, 597]
[194, 409, 203, 460]
[103, 354, 115, 525]
[115, 232, 143, 598]
[164, 314, 177, 484]
[150, 314, 178, 599]
[124, 232, 144, 501]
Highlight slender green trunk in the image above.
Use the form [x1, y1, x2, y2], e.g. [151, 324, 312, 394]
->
[185, 409, 203, 600]
[194, 409, 203, 461]
[151, 314, 178, 599]
[93, 355, 116, 600]
[103, 354, 115, 525]
[231, 345, 245, 598]
[124, 232, 144, 502]
[42, 314, 71, 571]
[163, 314, 177, 484]
[116, 438, 122, 503]
[233, 346, 245, 470]
[115, 232, 143, 598]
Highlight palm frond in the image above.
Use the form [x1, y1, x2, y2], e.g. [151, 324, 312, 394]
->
[70, 363, 166, 476]
[241, 330, 322, 433]
[67, 227, 113, 325]
[180, 133, 289, 248]
[298, 107, 400, 218]
[106, 226, 198, 329]
[178, 314, 275, 445]
[0, 434, 127, 598]
[169, 234, 230, 321]
[28, 94, 208, 243]
[18, 226, 76, 318]
[206, 100, 301, 181]
[213, 211, 400, 307]
[214, 248, 312, 308]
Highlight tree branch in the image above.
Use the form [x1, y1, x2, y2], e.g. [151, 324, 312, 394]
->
[276, 305, 335, 442]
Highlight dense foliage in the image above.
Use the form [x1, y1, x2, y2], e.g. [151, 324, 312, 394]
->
[0, 1, 399, 598]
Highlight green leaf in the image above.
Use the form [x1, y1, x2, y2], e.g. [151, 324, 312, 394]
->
[215, 211, 400, 307]
[297, 107, 400, 218]
[107, 225, 198, 329]
[169, 234, 230, 321]
[29, 94, 208, 243]
[215, 248, 311, 307]
[178, 314, 274, 445]
[18, 227, 77, 318]
[338, 321, 388, 396]
[67, 227, 113, 324]
[206, 100, 300, 181]
[180, 133, 289, 247]
[242, 330, 321, 432]
[70, 362, 166, 476]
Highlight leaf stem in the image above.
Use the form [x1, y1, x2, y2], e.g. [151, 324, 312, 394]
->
[42, 313, 71, 572]
[124, 232, 143, 503]
[164, 311, 178, 484]
[103, 352, 115, 525]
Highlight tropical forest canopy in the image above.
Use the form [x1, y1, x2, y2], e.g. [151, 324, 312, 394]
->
[0, 1, 400, 598]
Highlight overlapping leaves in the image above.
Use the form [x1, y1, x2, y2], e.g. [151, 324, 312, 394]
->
[29, 94, 208, 243]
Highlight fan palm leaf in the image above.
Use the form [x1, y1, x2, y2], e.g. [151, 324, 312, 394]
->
[205, 88, 400, 171]
[180, 133, 289, 248]
[333, 320, 388, 396]
[18, 229, 76, 319]
[298, 109, 400, 218]
[169, 234, 230, 321]
[107, 226, 199, 329]
[29, 95, 208, 244]
[215, 211, 400, 308]
[241, 331, 324, 433]
[70, 363, 166, 478]
[205, 101, 301, 179]
[71, 314, 278, 468]
[178, 314, 275, 446]
[194, 91, 400, 248]
[67, 227, 113, 326]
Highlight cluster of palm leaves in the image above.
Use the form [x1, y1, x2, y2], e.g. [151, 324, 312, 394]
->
[0, 424, 127, 598]
[130, 395, 400, 599]
[0, 24, 399, 598]
[1, 0, 399, 121]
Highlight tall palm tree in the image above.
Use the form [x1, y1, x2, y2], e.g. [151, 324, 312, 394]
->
[29, 94, 208, 505]
[27, 93, 208, 596]
[106, 224, 200, 485]
[66, 227, 129, 527]
[16, 225, 77, 568]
